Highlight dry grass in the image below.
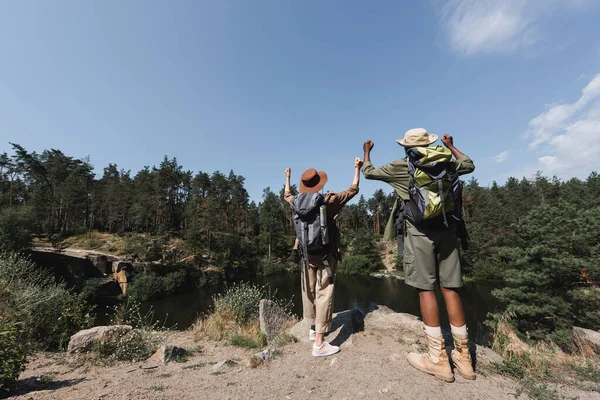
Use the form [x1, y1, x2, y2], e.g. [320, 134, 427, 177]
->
[192, 309, 262, 342]
[491, 320, 600, 398]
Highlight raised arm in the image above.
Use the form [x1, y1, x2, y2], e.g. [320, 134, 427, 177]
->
[441, 135, 475, 175]
[352, 157, 362, 187]
[284, 168, 293, 206]
[361, 140, 401, 182]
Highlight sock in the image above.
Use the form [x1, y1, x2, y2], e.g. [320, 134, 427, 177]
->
[313, 342, 324, 350]
[451, 324, 468, 336]
[424, 325, 442, 337]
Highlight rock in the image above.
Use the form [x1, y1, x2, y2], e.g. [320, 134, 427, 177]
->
[212, 359, 236, 370]
[364, 306, 422, 335]
[67, 325, 132, 356]
[86, 254, 111, 274]
[149, 345, 188, 363]
[474, 344, 504, 366]
[289, 308, 364, 348]
[573, 326, 600, 358]
[259, 299, 292, 341]
[254, 348, 276, 362]
[247, 349, 276, 368]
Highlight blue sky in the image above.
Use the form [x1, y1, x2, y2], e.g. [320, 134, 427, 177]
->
[1, 1, 600, 203]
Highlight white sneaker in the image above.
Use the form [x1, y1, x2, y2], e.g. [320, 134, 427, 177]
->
[312, 341, 340, 357]
[309, 329, 316, 341]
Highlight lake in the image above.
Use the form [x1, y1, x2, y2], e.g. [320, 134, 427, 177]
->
[97, 274, 503, 337]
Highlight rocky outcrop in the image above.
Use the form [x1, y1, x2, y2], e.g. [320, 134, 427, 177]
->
[289, 308, 365, 348]
[572, 327, 600, 359]
[259, 299, 293, 341]
[67, 325, 133, 356]
[289, 305, 504, 367]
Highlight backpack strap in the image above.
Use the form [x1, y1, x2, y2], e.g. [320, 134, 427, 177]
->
[438, 179, 449, 228]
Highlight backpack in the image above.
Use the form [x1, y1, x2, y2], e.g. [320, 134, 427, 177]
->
[292, 192, 330, 254]
[404, 146, 464, 228]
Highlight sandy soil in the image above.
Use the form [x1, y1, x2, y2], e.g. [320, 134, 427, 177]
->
[10, 324, 600, 400]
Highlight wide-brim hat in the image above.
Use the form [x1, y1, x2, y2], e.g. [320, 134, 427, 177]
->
[299, 168, 328, 193]
[397, 128, 438, 147]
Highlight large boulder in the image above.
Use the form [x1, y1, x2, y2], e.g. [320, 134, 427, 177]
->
[67, 325, 133, 356]
[573, 327, 600, 358]
[259, 299, 293, 341]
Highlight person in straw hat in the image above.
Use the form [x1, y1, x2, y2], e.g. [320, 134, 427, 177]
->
[283, 157, 363, 357]
[362, 128, 476, 382]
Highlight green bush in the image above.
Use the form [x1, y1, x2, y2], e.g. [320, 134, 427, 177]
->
[212, 282, 292, 324]
[0, 323, 27, 393]
[127, 269, 188, 302]
[338, 255, 380, 275]
[339, 228, 385, 275]
[0, 252, 94, 350]
[258, 259, 291, 276]
[0, 207, 33, 252]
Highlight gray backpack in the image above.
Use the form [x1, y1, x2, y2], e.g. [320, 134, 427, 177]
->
[292, 192, 329, 254]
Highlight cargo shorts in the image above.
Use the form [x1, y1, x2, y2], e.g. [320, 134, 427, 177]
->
[403, 222, 464, 291]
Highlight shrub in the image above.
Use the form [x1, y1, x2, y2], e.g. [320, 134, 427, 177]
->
[127, 269, 189, 302]
[258, 259, 288, 276]
[0, 323, 27, 393]
[0, 252, 94, 350]
[0, 207, 33, 252]
[338, 255, 380, 275]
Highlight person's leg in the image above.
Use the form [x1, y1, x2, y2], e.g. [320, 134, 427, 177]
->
[405, 225, 453, 382]
[419, 289, 441, 328]
[438, 229, 475, 380]
[312, 257, 339, 357]
[301, 260, 318, 334]
[440, 287, 466, 327]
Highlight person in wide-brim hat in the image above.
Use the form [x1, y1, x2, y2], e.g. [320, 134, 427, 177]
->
[396, 127, 438, 147]
[284, 158, 362, 358]
[361, 129, 477, 383]
[299, 168, 328, 193]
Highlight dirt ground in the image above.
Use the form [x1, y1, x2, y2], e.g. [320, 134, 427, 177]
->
[10, 326, 600, 400]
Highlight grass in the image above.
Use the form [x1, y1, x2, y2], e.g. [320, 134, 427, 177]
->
[490, 319, 600, 398]
[148, 385, 164, 391]
[38, 372, 58, 385]
[182, 362, 207, 370]
[229, 333, 266, 349]
[158, 373, 172, 378]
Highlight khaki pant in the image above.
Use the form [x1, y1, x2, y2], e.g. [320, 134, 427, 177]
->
[403, 222, 464, 291]
[301, 253, 337, 334]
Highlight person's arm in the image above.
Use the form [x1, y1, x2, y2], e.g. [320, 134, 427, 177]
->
[441, 135, 475, 175]
[284, 168, 294, 206]
[361, 140, 400, 182]
[326, 158, 362, 211]
[352, 157, 362, 187]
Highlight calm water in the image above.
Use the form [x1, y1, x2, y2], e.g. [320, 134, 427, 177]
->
[98, 274, 502, 336]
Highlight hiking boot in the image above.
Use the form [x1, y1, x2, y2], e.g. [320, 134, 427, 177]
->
[309, 329, 316, 341]
[312, 341, 339, 357]
[407, 330, 454, 383]
[451, 332, 476, 380]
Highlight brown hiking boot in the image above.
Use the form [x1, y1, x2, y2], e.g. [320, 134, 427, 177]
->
[407, 331, 454, 383]
[451, 332, 476, 380]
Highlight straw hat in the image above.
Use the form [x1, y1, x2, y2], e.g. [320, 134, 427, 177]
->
[299, 168, 328, 193]
[396, 128, 438, 147]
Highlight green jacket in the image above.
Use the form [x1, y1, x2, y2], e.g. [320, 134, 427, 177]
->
[361, 153, 475, 240]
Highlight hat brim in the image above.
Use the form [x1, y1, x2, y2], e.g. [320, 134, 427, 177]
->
[299, 171, 328, 193]
[396, 134, 438, 147]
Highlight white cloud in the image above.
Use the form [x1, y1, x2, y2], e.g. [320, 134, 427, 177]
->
[525, 73, 600, 177]
[440, 0, 588, 55]
[493, 150, 510, 163]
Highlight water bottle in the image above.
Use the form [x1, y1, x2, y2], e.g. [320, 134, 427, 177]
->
[320, 205, 329, 246]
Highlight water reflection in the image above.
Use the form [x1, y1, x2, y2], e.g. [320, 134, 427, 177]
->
[97, 274, 502, 338]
